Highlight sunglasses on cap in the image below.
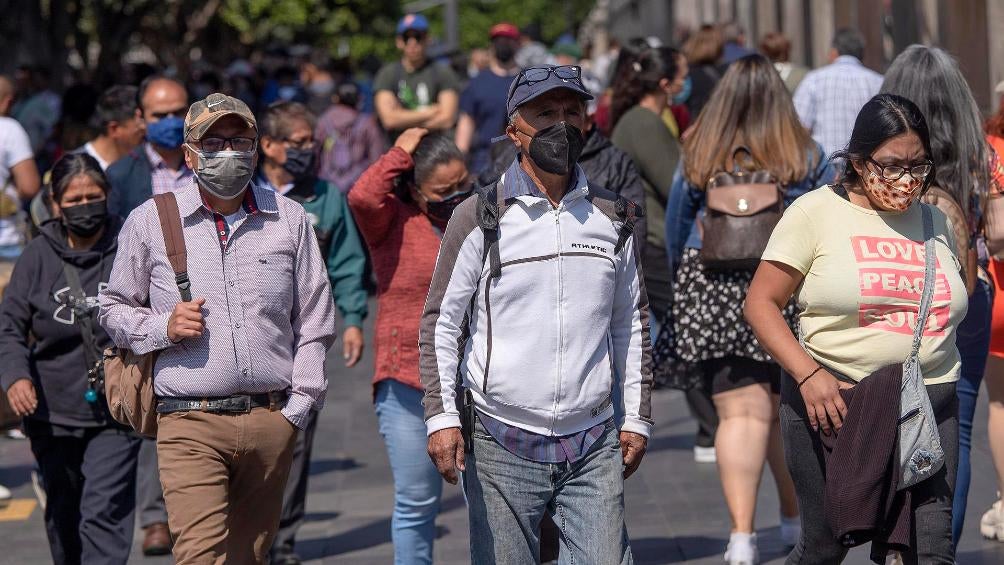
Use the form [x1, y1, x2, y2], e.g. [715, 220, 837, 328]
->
[513, 65, 584, 90]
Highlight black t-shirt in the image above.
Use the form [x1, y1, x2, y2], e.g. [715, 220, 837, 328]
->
[373, 60, 460, 140]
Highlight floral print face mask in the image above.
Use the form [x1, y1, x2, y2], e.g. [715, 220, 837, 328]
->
[863, 170, 924, 212]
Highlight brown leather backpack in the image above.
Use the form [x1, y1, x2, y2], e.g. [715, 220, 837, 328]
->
[103, 192, 190, 438]
[699, 148, 785, 270]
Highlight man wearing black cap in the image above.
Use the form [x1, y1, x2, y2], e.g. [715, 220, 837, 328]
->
[420, 66, 653, 564]
[373, 13, 460, 142]
[99, 93, 336, 563]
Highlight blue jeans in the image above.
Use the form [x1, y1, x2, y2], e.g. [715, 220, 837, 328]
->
[374, 380, 443, 565]
[463, 416, 633, 565]
[953, 276, 994, 546]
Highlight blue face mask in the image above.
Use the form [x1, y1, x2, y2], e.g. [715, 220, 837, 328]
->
[146, 116, 185, 149]
[672, 76, 692, 105]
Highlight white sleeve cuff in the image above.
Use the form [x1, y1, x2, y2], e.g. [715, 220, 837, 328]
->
[620, 417, 653, 439]
[426, 412, 462, 436]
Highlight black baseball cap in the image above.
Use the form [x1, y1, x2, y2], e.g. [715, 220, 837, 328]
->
[506, 65, 593, 117]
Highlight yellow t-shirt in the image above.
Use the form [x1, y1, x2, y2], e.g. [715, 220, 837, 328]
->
[762, 186, 968, 383]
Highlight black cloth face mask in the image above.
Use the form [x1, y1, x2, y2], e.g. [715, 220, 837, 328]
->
[283, 147, 317, 182]
[520, 121, 585, 175]
[61, 199, 108, 237]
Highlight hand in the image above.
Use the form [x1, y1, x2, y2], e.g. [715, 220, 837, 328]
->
[168, 298, 206, 343]
[427, 427, 465, 484]
[7, 378, 37, 417]
[620, 431, 648, 479]
[342, 326, 364, 367]
[394, 127, 429, 154]
[798, 369, 853, 435]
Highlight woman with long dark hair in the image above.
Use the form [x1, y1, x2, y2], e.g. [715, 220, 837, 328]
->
[746, 94, 967, 563]
[879, 44, 991, 547]
[1, 153, 140, 565]
[666, 54, 829, 564]
[347, 127, 471, 565]
[610, 46, 686, 327]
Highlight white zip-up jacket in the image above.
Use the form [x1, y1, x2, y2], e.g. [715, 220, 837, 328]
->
[419, 161, 654, 438]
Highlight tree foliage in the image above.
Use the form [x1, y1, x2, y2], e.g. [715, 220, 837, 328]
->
[0, 0, 596, 85]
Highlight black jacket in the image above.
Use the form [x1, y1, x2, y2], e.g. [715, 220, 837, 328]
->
[0, 218, 122, 427]
[477, 127, 648, 246]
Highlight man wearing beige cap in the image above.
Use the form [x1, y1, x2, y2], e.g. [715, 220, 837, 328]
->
[99, 93, 337, 564]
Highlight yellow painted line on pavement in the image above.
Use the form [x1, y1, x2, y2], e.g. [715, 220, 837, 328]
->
[0, 499, 36, 521]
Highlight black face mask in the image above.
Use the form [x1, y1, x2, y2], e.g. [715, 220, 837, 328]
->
[420, 190, 473, 225]
[283, 147, 317, 182]
[522, 121, 586, 176]
[61, 199, 108, 237]
[494, 42, 517, 64]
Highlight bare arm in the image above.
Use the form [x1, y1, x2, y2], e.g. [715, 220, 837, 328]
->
[744, 260, 850, 433]
[374, 91, 439, 131]
[455, 113, 475, 154]
[10, 159, 40, 201]
[425, 90, 459, 131]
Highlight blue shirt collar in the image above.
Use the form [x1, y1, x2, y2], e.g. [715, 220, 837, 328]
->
[500, 156, 589, 202]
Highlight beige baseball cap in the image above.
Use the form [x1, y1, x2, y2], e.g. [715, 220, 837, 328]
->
[184, 92, 256, 140]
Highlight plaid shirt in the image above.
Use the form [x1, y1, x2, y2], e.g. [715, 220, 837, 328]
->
[793, 56, 883, 158]
[145, 143, 194, 196]
[478, 411, 609, 463]
[98, 179, 337, 429]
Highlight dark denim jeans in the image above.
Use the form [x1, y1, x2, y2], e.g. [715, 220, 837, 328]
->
[953, 276, 993, 546]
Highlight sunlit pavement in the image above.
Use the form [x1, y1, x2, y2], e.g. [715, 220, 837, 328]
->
[2, 302, 1004, 563]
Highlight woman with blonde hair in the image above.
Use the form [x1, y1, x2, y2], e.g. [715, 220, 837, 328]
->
[666, 54, 833, 564]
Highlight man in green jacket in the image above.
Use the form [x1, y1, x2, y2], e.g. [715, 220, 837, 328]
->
[256, 101, 368, 565]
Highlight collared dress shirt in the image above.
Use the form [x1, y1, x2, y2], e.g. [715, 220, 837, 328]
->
[98, 179, 337, 428]
[793, 55, 884, 158]
[145, 143, 195, 196]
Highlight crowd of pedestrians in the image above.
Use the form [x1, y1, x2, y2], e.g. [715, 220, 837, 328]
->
[1, 13, 1004, 565]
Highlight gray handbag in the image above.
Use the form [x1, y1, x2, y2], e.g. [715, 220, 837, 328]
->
[897, 204, 946, 490]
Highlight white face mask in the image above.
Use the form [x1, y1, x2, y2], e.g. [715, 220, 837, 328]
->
[188, 147, 256, 200]
[863, 171, 924, 212]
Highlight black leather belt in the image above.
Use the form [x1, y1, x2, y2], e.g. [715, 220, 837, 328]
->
[156, 391, 288, 414]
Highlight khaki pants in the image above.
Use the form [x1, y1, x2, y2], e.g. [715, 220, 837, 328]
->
[157, 407, 297, 564]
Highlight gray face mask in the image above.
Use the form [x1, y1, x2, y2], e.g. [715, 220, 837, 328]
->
[188, 147, 256, 200]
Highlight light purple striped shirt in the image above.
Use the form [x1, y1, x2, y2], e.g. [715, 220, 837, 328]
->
[98, 179, 337, 429]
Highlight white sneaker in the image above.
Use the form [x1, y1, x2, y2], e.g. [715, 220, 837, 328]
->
[694, 445, 717, 463]
[724, 532, 758, 565]
[981, 499, 1004, 541]
[5, 428, 25, 440]
[885, 552, 904, 565]
[780, 516, 801, 547]
[30, 470, 45, 511]
[0, 483, 11, 508]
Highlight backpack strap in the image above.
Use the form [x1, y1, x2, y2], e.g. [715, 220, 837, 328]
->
[586, 181, 642, 255]
[476, 178, 509, 280]
[152, 193, 192, 302]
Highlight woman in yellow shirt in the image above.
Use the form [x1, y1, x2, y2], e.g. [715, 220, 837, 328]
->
[746, 94, 967, 563]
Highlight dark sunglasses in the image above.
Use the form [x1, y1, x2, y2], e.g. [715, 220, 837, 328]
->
[514, 65, 584, 89]
[401, 30, 427, 43]
[866, 158, 934, 182]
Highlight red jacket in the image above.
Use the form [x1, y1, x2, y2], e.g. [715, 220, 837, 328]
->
[348, 147, 442, 393]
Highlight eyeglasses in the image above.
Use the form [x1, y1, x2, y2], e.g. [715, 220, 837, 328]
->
[514, 65, 584, 89]
[283, 138, 316, 150]
[866, 158, 934, 181]
[193, 136, 257, 152]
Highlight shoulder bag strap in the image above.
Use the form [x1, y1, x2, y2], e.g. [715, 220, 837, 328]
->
[61, 261, 102, 375]
[152, 192, 192, 302]
[908, 204, 937, 363]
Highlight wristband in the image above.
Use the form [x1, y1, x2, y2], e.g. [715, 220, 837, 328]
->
[797, 366, 824, 390]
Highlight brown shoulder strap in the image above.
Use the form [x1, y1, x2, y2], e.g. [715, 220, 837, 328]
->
[152, 193, 192, 301]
